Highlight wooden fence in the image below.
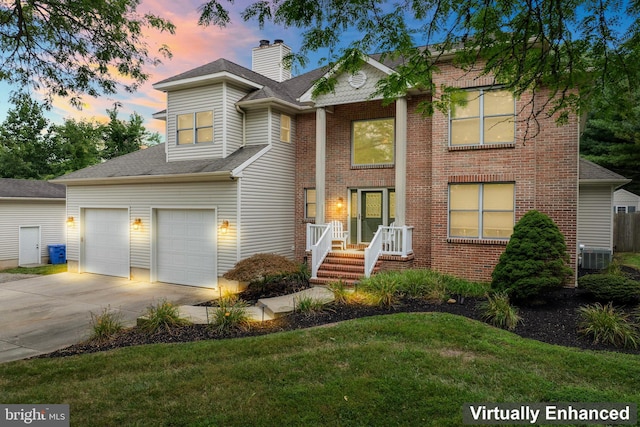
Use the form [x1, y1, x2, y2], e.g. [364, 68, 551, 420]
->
[614, 212, 640, 252]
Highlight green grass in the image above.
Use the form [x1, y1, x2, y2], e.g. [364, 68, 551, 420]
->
[616, 252, 640, 270]
[1, 313, 639, 426]
[1, 264, 67, 275]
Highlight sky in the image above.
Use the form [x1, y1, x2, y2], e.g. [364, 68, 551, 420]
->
[0, 0, 331, 137]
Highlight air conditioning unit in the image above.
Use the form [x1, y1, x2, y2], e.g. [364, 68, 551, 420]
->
[580, 247, 612, 270]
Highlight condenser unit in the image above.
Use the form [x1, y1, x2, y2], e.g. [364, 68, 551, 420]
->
[580, 247, 612, 270]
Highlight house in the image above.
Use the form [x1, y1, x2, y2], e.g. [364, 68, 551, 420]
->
[54, 40, 581, 287]
[614, 188, 640, 213]
[0, 179, 66, 269]
[578, 159, 630, 268]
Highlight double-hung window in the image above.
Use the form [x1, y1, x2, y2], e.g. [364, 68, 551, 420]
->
[449, 183, 515, 239]
[177, 111, 214, 145]
[280, 114, 291, 143]
[352, 118, 395, 166]
[305, 188, 316, 220]
[450, 89, 515, 146]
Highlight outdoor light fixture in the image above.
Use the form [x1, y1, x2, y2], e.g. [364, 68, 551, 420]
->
[133, 218, 142, 230]
[337, 197, 344, 209]
[220, 220, 229, 234]
[66, 216, 74, 227]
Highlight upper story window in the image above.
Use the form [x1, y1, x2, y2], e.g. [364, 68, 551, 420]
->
[352, 118, 395, 167]
[177, 111, 214, 145]
[280, 114, 291, 143]
[450, 89, 515, 146]
[449, 182, 515, 239]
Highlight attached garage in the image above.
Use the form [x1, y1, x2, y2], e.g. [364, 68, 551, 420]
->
[155, 209, 217, 288]
[83, 208, 129, 277]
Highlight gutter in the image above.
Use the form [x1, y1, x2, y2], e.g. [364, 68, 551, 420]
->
[53, 171, 236, 186]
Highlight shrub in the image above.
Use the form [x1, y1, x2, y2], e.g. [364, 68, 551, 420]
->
[89, 307, 124, 342]
[295, 295, 327, 314]
[359, 271, 401, 308]
[578, 303, 639, 349]
[578, 274, 640, 304]
[223, 253, 302, 283]
[491, 210, 573, 302]
[139, 300, 191, 334]
[478, 293, 522, 331]
[209, 295, 251, 333]
[328, 280, 351, 305]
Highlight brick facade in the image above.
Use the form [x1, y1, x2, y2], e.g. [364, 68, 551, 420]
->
[295, 63, 579, 283]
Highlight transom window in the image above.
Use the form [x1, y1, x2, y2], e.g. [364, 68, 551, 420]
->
[305, 188, 316, 219]
[352, 118, 395, 166]
[450, 89, 515, 146]
[449, 183, 515, 239]
[177, 111, 214, 145]
[280, 114, 291, 143]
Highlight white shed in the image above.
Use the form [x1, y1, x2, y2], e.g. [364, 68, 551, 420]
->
[614, 188, 640, 213]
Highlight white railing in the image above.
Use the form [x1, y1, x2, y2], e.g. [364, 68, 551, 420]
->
[306, 223, 332, 279]
[364, 225, 414, 277]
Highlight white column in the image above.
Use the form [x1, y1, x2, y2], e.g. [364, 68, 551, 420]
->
[395, 97, 407, 226]
[315, 107, 326, 224]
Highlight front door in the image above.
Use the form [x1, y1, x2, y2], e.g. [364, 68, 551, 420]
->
[350, 189, 395, 244]
[19, 226, 40, 266]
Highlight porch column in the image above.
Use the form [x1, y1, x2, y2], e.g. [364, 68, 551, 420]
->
[395, 97, 407, 226]
[316, 107, 326, 224]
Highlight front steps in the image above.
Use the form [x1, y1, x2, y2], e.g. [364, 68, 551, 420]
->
[310, 251, 380, 286]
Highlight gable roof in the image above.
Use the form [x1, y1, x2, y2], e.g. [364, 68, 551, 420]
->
[579, 158, 630, 185]
[52, 143, 269, 185]
[0, 179, 65, 199]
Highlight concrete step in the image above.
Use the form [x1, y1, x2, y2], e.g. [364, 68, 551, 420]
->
[257, 286, 334, 318]
[176, 305, 274, 324]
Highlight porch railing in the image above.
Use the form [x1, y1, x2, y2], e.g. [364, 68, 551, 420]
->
[306, 223, 332, 279]
[364, 225, 414, 277]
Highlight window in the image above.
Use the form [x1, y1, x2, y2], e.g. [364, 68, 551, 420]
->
[352, 118, 395, 166]
[615, 206, 637, 213]
[305, 188, 316, 219]
[280, 114, 291, 143]
[450, 89, 515, 146]
[449, 183, 515, 239]
[177, 111, 213, 145]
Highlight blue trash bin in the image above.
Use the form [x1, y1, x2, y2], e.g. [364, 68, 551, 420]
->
[48, 244, 66, 265]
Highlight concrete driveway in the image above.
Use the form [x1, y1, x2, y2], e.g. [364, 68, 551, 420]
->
[0, 273, 215, 364]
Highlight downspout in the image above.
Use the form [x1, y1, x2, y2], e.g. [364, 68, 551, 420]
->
[236, 104, 246, 147]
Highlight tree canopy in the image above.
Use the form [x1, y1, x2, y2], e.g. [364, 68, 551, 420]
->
[199, 0, 640, 122]
[0, 0, 174, 107]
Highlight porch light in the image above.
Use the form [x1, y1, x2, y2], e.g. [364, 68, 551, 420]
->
[132, 218, 142, 231]
[337, 197, 344, 210]
[220, 220, 229, 235]
[66, 216, 74, 227]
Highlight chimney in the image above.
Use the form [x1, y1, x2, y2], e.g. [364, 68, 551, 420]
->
[252, 40, 292, 82]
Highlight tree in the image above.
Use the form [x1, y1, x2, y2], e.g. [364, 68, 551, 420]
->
[0, 94, 56, 179]
[51, 119, 103, 176]
[199, 0, 640, 127]
[491, 210, 573, 302]
[101, 106, 161, 160]
[0, 0, 174, 106]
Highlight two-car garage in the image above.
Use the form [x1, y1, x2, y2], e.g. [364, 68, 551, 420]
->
[81, 208, 217, 288]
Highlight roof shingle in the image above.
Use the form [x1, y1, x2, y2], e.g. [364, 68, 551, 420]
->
[0, 179, 65, 198]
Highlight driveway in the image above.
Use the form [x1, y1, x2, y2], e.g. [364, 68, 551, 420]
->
[0, 273, 214, 364]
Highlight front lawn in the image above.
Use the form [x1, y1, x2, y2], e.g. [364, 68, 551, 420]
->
[616, 252, 640, 270]
[1, 264, 67, 275]
[1, 313, 638, 426]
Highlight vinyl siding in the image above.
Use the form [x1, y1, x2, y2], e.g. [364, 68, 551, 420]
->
[66, 181, 240, 275]
[578, 184, 614, 249]
[225, 84, 247, 154]
[614, 189, 640, 210]
[245, 109, 270, 145]
[166, 85, 224, 161]
[239, 111, 296, 259]
[0, 200, 65, 265]
[315, 63, 389, 107]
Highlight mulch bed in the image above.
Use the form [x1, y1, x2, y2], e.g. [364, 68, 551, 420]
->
[40, 275, 640, 359]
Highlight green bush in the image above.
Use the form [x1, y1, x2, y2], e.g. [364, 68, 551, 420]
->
[139, 300, 191, 334]
[209, 295, 251, 333]
[295, 295, 328, 314]
[491, 210, 573, 302]
[328, 280, 350, 305]
[578, 302, 639, 349]
[478, 293, 522, 331]
[578, 274, 640, 304]
[89, 307, 124, 342]
[359, 271, 401, 308]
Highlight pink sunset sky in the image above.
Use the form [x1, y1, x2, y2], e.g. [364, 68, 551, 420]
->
[0, 0, 332, 138]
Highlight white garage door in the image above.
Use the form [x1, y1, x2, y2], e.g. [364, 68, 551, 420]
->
[83, 208, 129, 277]
[156, 209, 216, 288]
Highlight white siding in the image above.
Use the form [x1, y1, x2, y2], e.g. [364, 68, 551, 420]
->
[614, 189, 640, 211]
[578, 184, 615, 249]
[0, 200, 65, 266]
[66, 181, 239, 275]
[166, 85, 224, 161]
[315, 63, 389, 107]
[225, 84, 247, 154]
[239, 111, 296, 259]
[245, 109, 271, 145]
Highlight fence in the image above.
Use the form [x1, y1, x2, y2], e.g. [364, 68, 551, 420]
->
[614, 212, 640, 252]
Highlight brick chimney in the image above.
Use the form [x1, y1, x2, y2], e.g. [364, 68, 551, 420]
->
[251, 40, 291, 82]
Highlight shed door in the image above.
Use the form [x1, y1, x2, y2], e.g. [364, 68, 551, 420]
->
[19, 226, 40, 266]
[83, 208, 129, 277]
[156, 209, 216, 288]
